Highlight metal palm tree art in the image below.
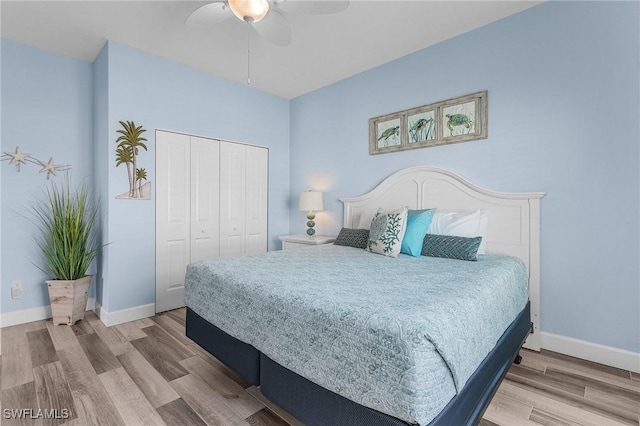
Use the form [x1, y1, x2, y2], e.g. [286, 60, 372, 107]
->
[115, 121, 148, 198]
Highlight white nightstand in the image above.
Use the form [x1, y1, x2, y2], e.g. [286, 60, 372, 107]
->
[279, 235, 336, 250]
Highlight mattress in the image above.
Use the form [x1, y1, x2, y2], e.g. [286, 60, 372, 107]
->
[185, 244, 528, 425]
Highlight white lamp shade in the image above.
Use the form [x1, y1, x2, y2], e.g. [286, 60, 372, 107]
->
[299, 191, 323, 211]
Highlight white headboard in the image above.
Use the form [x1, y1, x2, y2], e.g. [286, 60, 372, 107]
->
[340, 166, 545, 350]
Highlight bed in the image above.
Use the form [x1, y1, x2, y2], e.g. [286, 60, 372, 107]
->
[185, 166, 545, 425]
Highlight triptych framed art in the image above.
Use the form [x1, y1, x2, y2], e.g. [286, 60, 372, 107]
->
[369, 91, 487, 155]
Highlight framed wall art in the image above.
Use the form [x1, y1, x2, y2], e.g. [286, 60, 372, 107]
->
[369, 90, 488, 155]
[406, 105, 436, 145]
[440, 91, 487, 143]
[369, 113, 403, 154]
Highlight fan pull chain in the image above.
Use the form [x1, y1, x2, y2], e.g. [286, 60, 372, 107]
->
[247, 24, 251, 85]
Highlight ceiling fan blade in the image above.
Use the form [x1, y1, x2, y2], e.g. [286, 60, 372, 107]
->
[276, 0, 349, 15]
[252, 8, 292, 47]
[185, 2, 232, 27]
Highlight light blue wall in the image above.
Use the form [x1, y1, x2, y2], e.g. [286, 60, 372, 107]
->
[1, 39, 290, 315]
[101, 41, 290, 312]
[0, 39, 3, 315]
[1, 39, 94, 313]
[290, 1, 640, 353]
[92, 44, 109, 308]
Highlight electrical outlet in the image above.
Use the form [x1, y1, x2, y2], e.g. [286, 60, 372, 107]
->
[11, 280, 23, 299]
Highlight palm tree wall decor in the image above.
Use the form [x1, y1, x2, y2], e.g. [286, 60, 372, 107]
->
[136, 167, 148, 195]
[115, 120, 151, 199]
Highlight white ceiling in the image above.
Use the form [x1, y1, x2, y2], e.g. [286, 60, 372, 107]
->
[1, 1, 542, 99]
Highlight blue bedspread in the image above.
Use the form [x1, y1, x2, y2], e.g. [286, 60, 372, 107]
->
[185, 245, 528, 425]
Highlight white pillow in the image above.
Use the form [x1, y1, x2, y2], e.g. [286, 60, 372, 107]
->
[428, 210, 489, 254]
[366, 207, 408, 258]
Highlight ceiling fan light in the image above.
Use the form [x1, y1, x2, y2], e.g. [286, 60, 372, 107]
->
[228, 0, 270, 23]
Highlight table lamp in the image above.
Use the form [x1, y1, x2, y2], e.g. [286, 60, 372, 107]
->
[299, 190, 323, 238]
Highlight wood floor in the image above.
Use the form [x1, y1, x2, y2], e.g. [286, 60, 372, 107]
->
[1, 308, 637, 426]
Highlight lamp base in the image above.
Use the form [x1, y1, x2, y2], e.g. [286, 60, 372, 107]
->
[306, 211, 316, 239]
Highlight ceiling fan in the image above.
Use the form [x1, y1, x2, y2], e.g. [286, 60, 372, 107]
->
[186, 0, 350, 47]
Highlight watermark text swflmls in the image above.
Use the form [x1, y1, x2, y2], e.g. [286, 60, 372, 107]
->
[3, 408, 70, 420]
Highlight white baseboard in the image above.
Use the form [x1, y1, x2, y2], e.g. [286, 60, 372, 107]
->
[541, 332, 640, 374]
[1, 297, 96, 328]
[1, 299, 155, 329]
[95, 302, 156, 327]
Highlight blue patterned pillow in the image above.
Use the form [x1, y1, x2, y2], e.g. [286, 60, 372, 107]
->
[334, 228, 370, 249]
[401, 209, 435, 257]
[421, 234, 482, 261]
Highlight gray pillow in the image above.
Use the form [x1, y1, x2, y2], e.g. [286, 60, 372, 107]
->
[421, 234, 482, 261]
[334, 228, 370, 249]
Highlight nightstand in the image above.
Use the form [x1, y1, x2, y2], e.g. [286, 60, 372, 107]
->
[279, 235, 336, 250]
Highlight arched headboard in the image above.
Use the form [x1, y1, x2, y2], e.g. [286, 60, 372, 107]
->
[340, 166, 545, 350]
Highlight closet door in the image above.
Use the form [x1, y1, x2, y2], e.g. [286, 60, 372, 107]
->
[156, 131, 191, 313]
[245, 145, 268, 254]
[157, 134, 267, 311]
[219, 142, 247, 258]
[190, 137, 220, 262]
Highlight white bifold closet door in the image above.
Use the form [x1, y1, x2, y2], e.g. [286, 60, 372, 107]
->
[156, 132, 220, 313]
[156, 130, 268, 313]
[219, 142, 268, 257]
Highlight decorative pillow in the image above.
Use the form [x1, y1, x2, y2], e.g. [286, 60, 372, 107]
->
[400, 209, 436, 257]
[421, 234, 483, 261]
[366, 207, 408, 258]
[428, 210, 489, 254]
[334, 228, 370, 249]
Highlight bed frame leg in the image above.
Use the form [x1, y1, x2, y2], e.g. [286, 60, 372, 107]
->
[514, 352, 523, 364]
[513, 322, 533, 366]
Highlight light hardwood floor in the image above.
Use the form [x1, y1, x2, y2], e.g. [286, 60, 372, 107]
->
[1, 308, 638, 426]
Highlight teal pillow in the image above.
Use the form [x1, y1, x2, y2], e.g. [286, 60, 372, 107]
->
[400, 209, 436, 257]
[421, 234, 482, 261]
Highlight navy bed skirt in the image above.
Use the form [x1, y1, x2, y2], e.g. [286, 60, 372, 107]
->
[186, 301, 531, 426]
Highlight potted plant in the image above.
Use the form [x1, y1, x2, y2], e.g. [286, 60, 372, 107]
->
[32, 175, 100, 325]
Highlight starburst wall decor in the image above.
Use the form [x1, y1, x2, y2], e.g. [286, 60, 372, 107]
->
[1, 146, 71, 179]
